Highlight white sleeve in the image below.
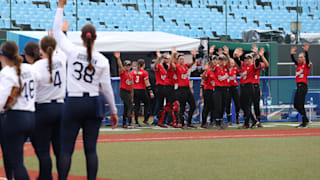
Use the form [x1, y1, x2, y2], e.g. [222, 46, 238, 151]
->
[100, 60, 118, 114]
[53, 8, 74, 56]
[0, 75, 15, 112]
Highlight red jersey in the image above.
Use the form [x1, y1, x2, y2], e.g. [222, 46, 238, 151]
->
[252, 62, 265, 84]
[203, 69, 216, 90]
[176, 64, 190, 87]
[119, 70, 133, 91]
[164, 63, 174, 86]
[131, 69, 149, 89]
[213, 65, 229, 87]
[240, 62, 255, 84]
[228, 67, 239, 86]
[154, 64, 167, 85]
[296, 63, 311, 85]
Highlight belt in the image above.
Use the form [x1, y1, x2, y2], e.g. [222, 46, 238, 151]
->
[67, 92, 99, 97]
[37, 99, 64, 104]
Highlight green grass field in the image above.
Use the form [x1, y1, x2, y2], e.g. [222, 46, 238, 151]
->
[1, 122, 320, 180]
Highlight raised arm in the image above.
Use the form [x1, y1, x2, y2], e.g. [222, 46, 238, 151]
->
[290, 46, 298, 66]
[233, 48, 242, 68]
[53, 0, 74, 56]
[259, 47, 269, 68]
[223, 46, 231, 68]
[188, 48, 197, 68]
[303, 43, 310, 65]
[114, 52, 124, 74]
[170, 47, 177, 70]
[154, 50, 162, 70]
[209, 45, 215, 57]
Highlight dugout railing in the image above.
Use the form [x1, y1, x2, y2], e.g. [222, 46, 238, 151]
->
[104, 76, 320, 126]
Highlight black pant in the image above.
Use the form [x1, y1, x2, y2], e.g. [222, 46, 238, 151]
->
[119, 89, 133, 125]
[226, 86, 240, 121]
[32, 103, 63, 180]
[156, 85, 174, 116]
[213, 86, 227, 120]
[177, 86, 196, 125]
[59, 96, 101, 180]
[294, 83, 309, 125]
[240, 83, 254, 126]
[1, 110, 35, 180]
[133, 89, 151, 123]
[202, 89, 215, 125]
[252, 84, 261, 121]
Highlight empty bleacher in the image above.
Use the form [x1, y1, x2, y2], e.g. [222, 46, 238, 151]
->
[0, 0, 319, 39]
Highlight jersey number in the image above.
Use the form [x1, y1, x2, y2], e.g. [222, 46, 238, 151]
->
[54, 71, 62, 88]
[135, 76, 140, 83]
[22, 80, 34, 101]
[73, 62, 96, 83]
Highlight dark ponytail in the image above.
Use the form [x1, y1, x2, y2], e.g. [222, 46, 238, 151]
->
[0, 41, 23, 94]
[40, 36, 56, 83]
[13, 54, 23, 94]
[81, 24, 96, 72]
[23, 41, 41, 62]
[137, 59, 145, 72]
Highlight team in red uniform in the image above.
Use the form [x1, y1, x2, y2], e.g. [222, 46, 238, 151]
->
[131, 59, 154, 126]
[200, 46, 217, 128]
[225, 57, 240, 125]
[251, 47, 269, 128]
[115, 52, 133, 128]
[171, 49, 197, 128]
[291, 43, 311, 128]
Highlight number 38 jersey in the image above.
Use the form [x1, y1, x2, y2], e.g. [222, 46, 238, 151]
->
[32, 50, 67, 103]
[0, 64, 40, 112]
[53, 7, 117, 114]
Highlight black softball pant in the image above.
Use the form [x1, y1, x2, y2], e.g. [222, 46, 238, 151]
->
[119, 89, 133, 125]
[156, 85, 174, 116]
[294, 82, 309, 124]
[252, 84, 261, 121]
[213, 86, 227, 120]
[240, 83, 254, 126]
[133, 89, 151, 123]
[59, 96, 101, 180]
[177, 86, 196, 125]
[226, 86, 240, 120]
[31, 103, 63, 180]
[1, 110, 35, 180]
[202, 89, 214, 125]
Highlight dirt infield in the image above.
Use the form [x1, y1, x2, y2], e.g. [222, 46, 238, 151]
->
[93, 128, 320, 143]
[0, 128, 319, 179]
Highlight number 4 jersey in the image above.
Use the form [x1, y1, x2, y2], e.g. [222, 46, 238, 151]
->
[32, 50, 67, 103]
[0, 64, 40, 112]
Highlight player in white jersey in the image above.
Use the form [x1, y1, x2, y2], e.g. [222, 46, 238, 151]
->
[53, 1, 118, 179]
[0, 41, 40, 180]
[31, 35, 67, 180]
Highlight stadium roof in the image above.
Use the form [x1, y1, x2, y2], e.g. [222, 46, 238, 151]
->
[7, 31, 200, 53]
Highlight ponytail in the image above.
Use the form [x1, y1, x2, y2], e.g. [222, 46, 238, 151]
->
[47, 47, 54, 83]
[81, 24, 96, 72]
[137, 59, 145, 72]
[13, 54, 23, 94]
[85, 33, 94, 71]
[40, 36, 56, 83]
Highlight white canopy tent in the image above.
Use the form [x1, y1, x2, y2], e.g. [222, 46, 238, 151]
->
[7, 31, 200, 52]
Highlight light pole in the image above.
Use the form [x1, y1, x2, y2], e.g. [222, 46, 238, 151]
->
[296, 0, 299, 44]
[225, 0, 228, 40]
[152, 0, 155, 31]
[76, 0, 78, 31]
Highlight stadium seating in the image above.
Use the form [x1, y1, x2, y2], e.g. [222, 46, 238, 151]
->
[0, 0, 319, 39]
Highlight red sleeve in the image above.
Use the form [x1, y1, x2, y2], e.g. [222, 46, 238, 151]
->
[144, 70, 149, 81]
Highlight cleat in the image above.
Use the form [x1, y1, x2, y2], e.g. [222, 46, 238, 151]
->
[187, 124, 197, 129]
[181, 125, 189, 130]
[296, 123, 308, 128]
[122, 124, 128, 128]
[207, 122, 214, 129]
[238, 124, 249, 129]
[228, 122, 232, 126]
[220, 122, 228, 129]
[134, 123, 141, 127]
[257, 122, 263, 128]
[200, 124, 208, 129]
[158, 124, 168, 128]
[143, 121, 151, 126]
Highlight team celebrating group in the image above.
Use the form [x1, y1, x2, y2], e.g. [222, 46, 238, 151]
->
[0, 0, 312, 179]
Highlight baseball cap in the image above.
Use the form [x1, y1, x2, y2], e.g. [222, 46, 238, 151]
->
[244, 53, 253, 59]
[124, 60, 131, 66]
[218, 54, 226, 60]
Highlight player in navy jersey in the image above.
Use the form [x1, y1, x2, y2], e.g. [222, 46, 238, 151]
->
[31, 35, 67, 180]
[53, 1, 118, 179]
[0, 41, 40, 180]
[291, 43, 311, 128]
